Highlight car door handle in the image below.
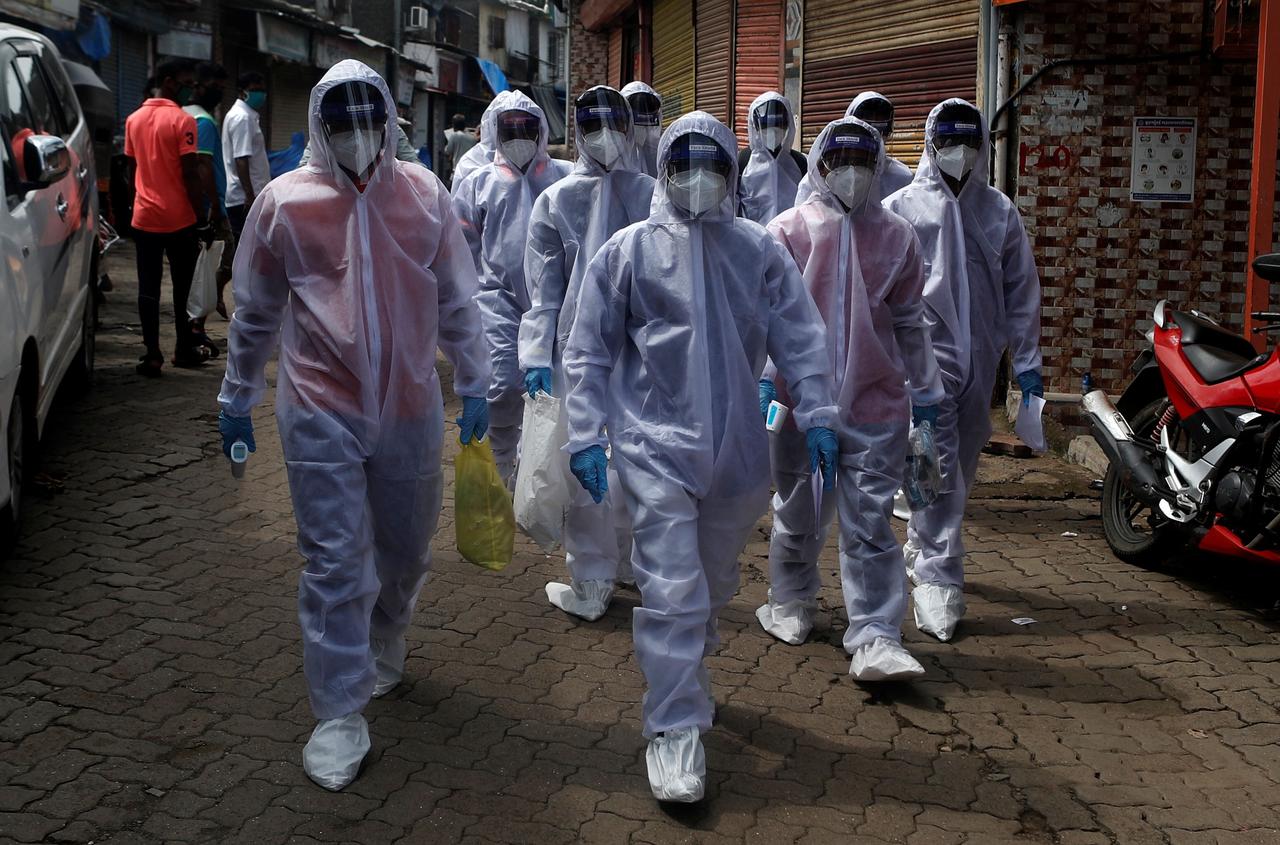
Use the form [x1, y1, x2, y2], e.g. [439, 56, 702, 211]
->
[56, 194, 68, 219]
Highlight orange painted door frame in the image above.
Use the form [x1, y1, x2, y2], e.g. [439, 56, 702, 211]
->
[1246, 0, 1280, 347]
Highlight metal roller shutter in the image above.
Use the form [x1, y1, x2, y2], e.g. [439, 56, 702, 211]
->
[268, 62, 319, 150]
[734, 0, 783, 147]
[608, 27, 622, 89]
[111, 25, 151, 133]
[650, 0, 694, 124]
[801, 0, 979, 166]
[695, 0, 733, 125]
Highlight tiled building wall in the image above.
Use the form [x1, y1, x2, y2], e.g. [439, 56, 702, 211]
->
[1013, 0, 1270, 395]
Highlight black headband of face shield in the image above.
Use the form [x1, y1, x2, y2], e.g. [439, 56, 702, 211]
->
[319, 81, 387, 134]
[852, 98, 893, 134]
[819, 127, 879, 174]
[752, 100, 791, 129]
[933, 105, 984, 149]
[496, 109, 541, 143]
[627, 92, 661, 125]
[575, 89, 630, 135]
[666, 132, 734, 179]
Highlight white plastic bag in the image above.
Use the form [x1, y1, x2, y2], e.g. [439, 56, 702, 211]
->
[904, 420, 942, 510]
[513, 392, 573, 550]
[186, 240, 224, 320]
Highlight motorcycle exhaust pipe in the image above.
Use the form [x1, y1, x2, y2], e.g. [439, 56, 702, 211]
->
[1081, 389, 1169, 505]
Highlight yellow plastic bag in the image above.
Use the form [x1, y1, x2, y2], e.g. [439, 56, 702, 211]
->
[454, 439, 515, 571]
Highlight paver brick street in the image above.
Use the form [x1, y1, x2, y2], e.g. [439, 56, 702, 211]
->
[3, 249, 1280, 843]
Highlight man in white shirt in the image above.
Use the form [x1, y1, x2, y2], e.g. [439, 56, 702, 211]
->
[221, 71, 270, 242]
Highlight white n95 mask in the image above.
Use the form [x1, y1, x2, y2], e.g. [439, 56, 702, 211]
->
[761, 127, 788, 153]
[582, 128, 627, 169]
[667, 169, 727, 217]
[502, 139, 538, 169]
[826, 165, 874, 211]
[934, 145, 978, 181]
[330, 128, 383, 175]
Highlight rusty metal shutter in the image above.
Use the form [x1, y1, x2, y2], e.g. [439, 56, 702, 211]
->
[695, 0, 733, 125]
[608, 27, 623, 89]
[651, 0, 695, 124]
[734, 0, 783, 147]
[801, 0, 979, 166]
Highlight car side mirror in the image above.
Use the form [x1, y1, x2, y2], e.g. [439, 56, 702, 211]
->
[22, 134, 70, 189]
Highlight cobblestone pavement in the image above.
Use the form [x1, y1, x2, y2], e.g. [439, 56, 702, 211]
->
[3, 247, 1280, 844]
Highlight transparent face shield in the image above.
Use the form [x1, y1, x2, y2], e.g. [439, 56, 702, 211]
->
[495, 109, 542, 170]
[752, 100, 791, 155]
[575, 89, 632, 170]
[818, 127, 879, 211]
[665, 132, 734, 217]
[931, 112, 984, 182]
[852, 98, 894, 141]
[319, 81, 388, 179]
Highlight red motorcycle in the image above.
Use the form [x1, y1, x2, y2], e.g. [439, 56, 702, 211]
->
[1082, 254, 1280, 567]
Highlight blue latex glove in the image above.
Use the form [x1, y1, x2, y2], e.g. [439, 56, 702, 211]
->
[1016, 369, 1045, 408]
[569, 445, 609, 504]
[758, 379, 777, 419]
[456, 396, 489, 444]
[218, 411, 256, 459]
[806, 426, 839, 491]
[911, 404, 939, 427]
[524, 367, 553, 398]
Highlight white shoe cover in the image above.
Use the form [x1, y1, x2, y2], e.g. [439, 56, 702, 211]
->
[303, 713, 370, 791]
[370, 636, 407, 698]
[646, 726, 706, 803]
[545, 579, 614, 621]
[912, 583, 965, 642]
[904, 539, 922, 586]
[849, 636, 926, 681]
[892, 488, 911, 521]
[755, 590, 816, 646]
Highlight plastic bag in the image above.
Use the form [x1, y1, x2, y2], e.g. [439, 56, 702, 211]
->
[455, 439, 515, 571]
[904, 420, 942, 510]
[513, 392, 573, 550]
[186, 240, 224, 320]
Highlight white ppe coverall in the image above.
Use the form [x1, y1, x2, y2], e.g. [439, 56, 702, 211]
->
[451, 90, 513, 187]
[793, 93, 915, 207]
[562, 112, 837, 738]
[452, 92, 571, 482]
[764, 117, 944, 653]
[519, 86, 656, 587]
[621, 80, 662, 178]
[738, 91, 803, 225]
[218, 61, 491, 721]
[884, 99, 1042, 592]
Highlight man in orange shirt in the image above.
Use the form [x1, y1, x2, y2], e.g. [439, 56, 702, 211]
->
[124, 58, 208, 377]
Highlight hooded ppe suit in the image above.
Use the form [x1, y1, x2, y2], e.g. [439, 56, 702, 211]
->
[453, 92, 571, 482]
[884, 99, 1041, 627]
[793, 93, 915, 207]
[519, 87, 655, 602]
[738, 91, 804, 225]
[621, 81, 662, 178]
[218, 61, 491, 722]
[451, 91, 514, 187]
[562, 111, 837, 741]
[761, 117, 944, 660]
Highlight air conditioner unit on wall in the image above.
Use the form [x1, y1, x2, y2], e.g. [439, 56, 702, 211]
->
[407, 6, 430, 32]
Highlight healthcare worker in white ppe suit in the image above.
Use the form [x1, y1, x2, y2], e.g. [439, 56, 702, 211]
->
[561, 112, 839, 803]
[756, 117, 944, 681]
[453, 92, 571, 484]
[451, 90, 513, 187]
[794, 92, 914, 207]
[217, 61, 491, 791]
[622, 81, 662, 178]
[884, 99, 1043, 642]
[737, 91, 806, 224]
[520, 86, 655, 621]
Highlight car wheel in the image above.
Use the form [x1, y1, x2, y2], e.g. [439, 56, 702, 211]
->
[0, 389, 31, 555]
[70, 287, 96, 393]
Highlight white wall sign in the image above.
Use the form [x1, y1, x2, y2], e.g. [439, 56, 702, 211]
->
[157, 22, 213, 60]
[1131, 116, 1196, 203]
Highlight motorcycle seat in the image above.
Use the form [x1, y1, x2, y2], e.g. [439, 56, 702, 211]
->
[1171, 310, 1267, 384]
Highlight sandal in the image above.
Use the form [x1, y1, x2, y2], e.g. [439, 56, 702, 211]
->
[135, 353, 163, 378]
[171, 346, 211, 369]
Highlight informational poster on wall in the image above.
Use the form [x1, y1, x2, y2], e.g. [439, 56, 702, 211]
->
[1131, 117, 1197, 203]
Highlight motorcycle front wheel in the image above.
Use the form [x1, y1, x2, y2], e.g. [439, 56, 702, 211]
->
[1100, 397, 1187, 567]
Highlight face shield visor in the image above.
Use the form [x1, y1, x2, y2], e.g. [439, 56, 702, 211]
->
[665, 132, 733, 217]
[627, 91, 663, 148]
[496, 109, 542, 170]
[752, 100, 791, 155]
[818, 126, 879, 211]
[852, 97, 894, 141]
[319, 81, 388, 178]
[931, 109, 984, 181]
[576, 89, 632, 169]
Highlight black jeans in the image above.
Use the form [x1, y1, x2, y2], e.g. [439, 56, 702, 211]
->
[134, 226, 199, 357]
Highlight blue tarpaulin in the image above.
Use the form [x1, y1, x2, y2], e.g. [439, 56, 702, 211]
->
[476, 58, 508, 95]
[268, 132, 306, 178]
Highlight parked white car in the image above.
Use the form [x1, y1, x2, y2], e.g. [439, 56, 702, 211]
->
[0, 25, 98, 552]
